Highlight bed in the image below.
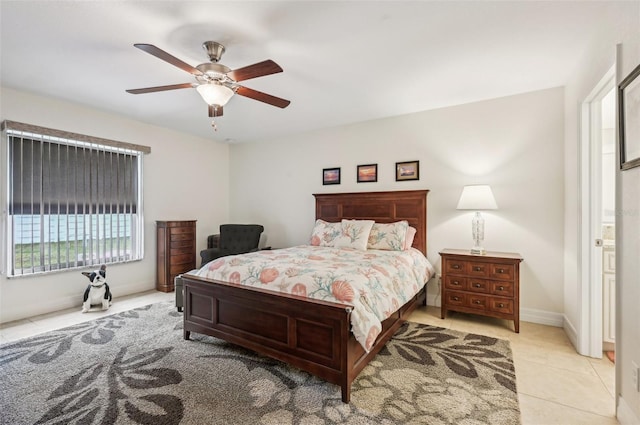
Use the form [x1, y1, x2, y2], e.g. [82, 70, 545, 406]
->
[180, 189, 431, 403]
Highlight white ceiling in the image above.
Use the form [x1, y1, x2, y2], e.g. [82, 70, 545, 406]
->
[0, 1, 623, 144]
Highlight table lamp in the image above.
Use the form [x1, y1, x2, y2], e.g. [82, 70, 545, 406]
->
[456, 185, 498, 255]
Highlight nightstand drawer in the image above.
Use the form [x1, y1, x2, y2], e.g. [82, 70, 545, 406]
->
[489, 263, 515, 281]
[468, 262, 489, 277]
[445, 291, 466, 307]
[444, 276, 468, 290]
[444, 259, 466, 274]
[491, 281, 514, 297]
[489, 298, 513, 314]
[467, 278, 490, 293]
[467, 294, 488, 310]
[446, 291, 487, 311]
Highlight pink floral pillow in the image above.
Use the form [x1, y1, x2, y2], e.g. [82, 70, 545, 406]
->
[309, 219, 342, 247]
[403, 226, 417, 250]
[367, 220, 409, 251]
[334, 219, 375, 251]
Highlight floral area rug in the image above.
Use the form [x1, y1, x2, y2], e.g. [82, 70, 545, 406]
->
[0, 302, 520, 424]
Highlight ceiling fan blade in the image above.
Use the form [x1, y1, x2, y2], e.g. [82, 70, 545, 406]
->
[208, 105, 224, 117]
[236, 86, 290, 108]
[226, 60, 283, 82]
[126, 83, 195, 94]
[134, 43, 203, 76]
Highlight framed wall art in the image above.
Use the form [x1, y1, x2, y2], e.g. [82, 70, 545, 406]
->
[395, 160, 419, 181]
[357, 164, 378, 183]
[619, 63, 640, 170]
[322, 167, 341, 185]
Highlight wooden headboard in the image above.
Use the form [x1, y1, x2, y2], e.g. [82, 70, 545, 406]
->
[313, 190, 429, 255]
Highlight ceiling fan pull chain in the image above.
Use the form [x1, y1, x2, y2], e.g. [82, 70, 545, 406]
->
[211, 119, 218, 131]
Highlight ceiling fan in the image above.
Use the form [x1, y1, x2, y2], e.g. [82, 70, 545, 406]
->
[126, 41, 290, 119]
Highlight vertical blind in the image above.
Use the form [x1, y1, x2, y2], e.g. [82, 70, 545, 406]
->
[2, 121, 149, 277]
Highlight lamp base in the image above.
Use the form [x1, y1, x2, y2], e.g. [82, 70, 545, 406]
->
[470, 247, 486, 255]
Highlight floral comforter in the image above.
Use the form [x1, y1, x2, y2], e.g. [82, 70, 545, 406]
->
[190, 245, 435, 351]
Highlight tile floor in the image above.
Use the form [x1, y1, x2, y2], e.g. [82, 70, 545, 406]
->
[409, 306, 617, 425]
[0, 291, 617, 425]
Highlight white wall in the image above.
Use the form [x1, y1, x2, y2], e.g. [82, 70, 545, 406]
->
[229, 87, 565, 322]
[560, 1, 640, 421]
[0, 87, 230, 323]
[616, 37, 640, 425]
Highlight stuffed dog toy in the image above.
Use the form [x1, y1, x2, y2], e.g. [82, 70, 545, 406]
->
[81, 264, 112, 313]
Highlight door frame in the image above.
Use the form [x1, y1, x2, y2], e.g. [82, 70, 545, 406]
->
[578, 65, 615, 357]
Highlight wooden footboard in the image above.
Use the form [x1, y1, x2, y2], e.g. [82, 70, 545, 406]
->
[181, 273, 426, 403]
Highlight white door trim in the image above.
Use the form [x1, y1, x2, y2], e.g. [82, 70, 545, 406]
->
[578, 65, 615, 357]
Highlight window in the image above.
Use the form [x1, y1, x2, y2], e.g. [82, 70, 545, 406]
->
[1, 121, 150, 277]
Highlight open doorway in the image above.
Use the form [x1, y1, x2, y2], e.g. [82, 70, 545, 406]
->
[579, 65, 616, 359]
[600, 87, 616, 361]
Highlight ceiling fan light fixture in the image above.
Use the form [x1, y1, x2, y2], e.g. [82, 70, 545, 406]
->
[196, 82, 234, 106]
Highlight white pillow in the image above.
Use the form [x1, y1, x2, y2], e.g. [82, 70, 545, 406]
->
[367, 220, 409, 251]
[309, 219, 342, 247]
[334, 219, 375, 250]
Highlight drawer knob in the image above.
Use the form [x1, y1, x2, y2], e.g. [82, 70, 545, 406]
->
[474, 283, 481, 288]
[498, 286, 505, 291]
[474, 266, 481, 271]
[452, 265, 460, 269]
[453, 281, 460, 285]
[453, 296, 459, 301]
[499, 303, 505, 308]
[498, 268, 505, 273]
[474, 300, 481, 304]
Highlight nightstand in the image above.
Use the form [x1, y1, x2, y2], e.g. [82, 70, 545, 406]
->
[439, 248, 523, 332]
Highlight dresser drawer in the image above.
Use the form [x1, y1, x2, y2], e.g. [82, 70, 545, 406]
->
[170, 262, 194, 274]
[445, 291, 487, 311]
[170, 226, 195, 235]
[170, 246, 195, 256]
[170, 253, 195, 266]
[171, 239, 194, 249]
[445, 291, 467, 307]
[171, 232, 195, 241]
[444, 276, 468, 291]
[489, 298, 514, 314]
[467, 278, 490, 294]
[467, 294, 488, 311]
[444, 259, 466, 274]
[468, 262, 489, 278]
[491, 281, 514, 297]
[489, 263, 515, 281]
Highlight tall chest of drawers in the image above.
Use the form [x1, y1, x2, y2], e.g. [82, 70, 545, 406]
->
[156, 220, 196, 292]
[440, 249, 523, 332]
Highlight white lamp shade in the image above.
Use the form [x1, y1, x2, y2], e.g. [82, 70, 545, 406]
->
[456, 185, 498, 210]
[196, 83, 234, 106]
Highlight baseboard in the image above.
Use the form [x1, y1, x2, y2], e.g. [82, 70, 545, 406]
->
[617, 396, 640, 425]
[519, 307, 564, 327]
[1, 281, 154, 324]
[563, 315, 580, 349]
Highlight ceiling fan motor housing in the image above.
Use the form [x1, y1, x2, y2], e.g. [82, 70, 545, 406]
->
[196, 62, 232, 84]
[203, 41, 225, 63]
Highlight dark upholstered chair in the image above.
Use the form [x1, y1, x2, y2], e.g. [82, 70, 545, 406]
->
[199, 224, 264, 266]
[175, 224, 264, 312]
